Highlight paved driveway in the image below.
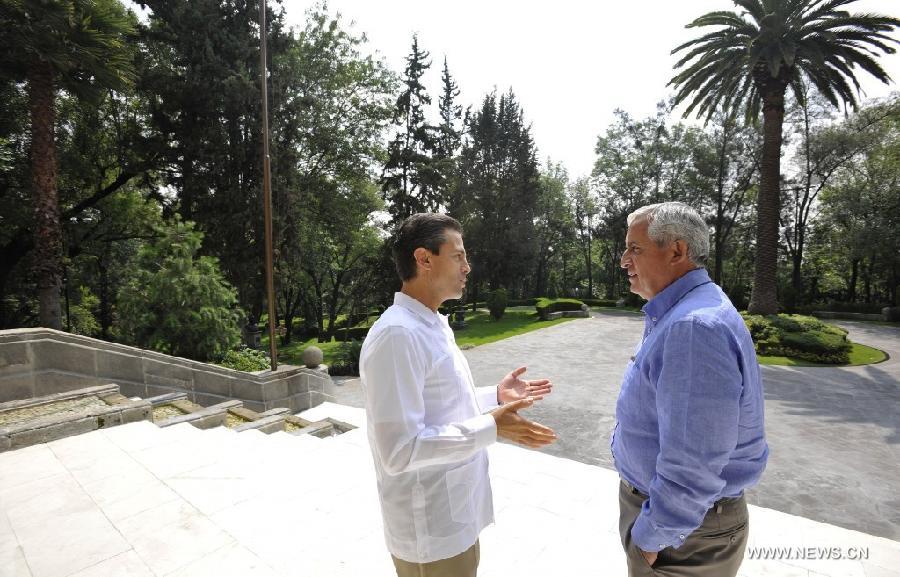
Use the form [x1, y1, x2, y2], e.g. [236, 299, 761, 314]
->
[335, 313, 900, 539]
[462, 313, 900, 540]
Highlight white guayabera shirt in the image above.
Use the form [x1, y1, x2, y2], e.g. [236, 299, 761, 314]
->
[360, 292, 500, 563]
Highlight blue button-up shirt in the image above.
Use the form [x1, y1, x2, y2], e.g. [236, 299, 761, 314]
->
[611, 268, 768, 552]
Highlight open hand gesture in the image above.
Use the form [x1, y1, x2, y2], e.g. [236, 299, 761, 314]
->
[491, 398, 557, 448]
[497, 366, 553, 404]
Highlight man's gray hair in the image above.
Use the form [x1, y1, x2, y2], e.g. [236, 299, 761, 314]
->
[627, 202, 709, 266]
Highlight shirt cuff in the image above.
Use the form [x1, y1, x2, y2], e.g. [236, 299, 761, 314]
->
[475, 385, 501, 411]
[631, 510, 679, 552]
[463, 413, 497, 450]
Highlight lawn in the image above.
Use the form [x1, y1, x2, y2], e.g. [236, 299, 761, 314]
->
[264, 308, 577, 366]
[262, 333, 346, 366]
[453, 309, 577, 347]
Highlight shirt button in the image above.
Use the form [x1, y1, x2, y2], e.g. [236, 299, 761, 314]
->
[652, 317, 657, 321]
[679, 535, 685, 540]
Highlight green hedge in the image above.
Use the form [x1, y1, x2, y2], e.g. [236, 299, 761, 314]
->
[535, 298, 586, 319]
[741, 313, 851, 364]
[582, 298, 618, 307]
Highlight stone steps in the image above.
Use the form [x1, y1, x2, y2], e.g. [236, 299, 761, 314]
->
[0, 383, 359, 453]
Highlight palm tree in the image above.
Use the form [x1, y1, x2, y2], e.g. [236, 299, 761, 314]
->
[0, 0, 134, 329]
[669, 0, 899, 315]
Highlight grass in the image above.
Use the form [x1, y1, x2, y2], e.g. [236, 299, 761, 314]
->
[453, 309, 577, 347]
[262, 334, 346, 367]
[264, 308, 577, 365]
[758, 342, 887, 367]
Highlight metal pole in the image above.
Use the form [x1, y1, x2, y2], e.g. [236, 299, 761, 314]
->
[259, 0, 278, 371]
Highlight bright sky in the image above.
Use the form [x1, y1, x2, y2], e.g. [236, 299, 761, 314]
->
[280, 0, 900, 178]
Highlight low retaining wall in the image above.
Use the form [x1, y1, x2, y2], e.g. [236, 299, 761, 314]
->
[0, 328, 335, 413]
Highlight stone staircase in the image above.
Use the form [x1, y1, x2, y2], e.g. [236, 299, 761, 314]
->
[0, 384, 356, 453]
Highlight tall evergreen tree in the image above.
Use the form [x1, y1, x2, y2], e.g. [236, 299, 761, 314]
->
[436, 57, 463, 217]
[457, 90, 541, 299]
[139, 0, 291, 319]
[381, 35, 440, 224]
[0, 0, 135, 329]
[436, 57, 462, 160]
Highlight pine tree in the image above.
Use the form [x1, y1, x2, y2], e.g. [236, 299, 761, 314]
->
[381, 35, 440, 224]
[436, 57, 462, 160]
[457, 89, 540, 298]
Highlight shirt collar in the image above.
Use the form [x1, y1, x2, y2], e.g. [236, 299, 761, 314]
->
[394, 292, 440, 326]
[642, 268, 712, 323]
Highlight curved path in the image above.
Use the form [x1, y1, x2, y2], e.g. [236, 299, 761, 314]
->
[461, 313, 900, 540]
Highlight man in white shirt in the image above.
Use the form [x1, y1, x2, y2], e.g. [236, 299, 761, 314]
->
[360, 213, 557, 577]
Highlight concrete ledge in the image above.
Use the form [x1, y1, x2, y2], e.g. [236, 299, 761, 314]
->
[0, 328, 333, 412]
[156, 400, 242, 429]
[232, 413, 287, 434]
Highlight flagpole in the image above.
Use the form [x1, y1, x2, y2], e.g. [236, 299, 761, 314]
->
[259, 0, 278, 371]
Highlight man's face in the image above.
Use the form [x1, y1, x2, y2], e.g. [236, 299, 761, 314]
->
[428, 229, 471, 302]
[620, 219, 679, 300]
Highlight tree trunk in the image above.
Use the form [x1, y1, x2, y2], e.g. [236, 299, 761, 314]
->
[848, 258, 859, 302]
[748, 86, 785, 316]
[29, 60, 63, 330]
[98, 252, 112, 339]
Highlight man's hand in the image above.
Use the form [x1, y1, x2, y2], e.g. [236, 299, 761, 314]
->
[490, 398, 557, 448]
[639, 548, 658, 567]
[497, 366, 553, 404]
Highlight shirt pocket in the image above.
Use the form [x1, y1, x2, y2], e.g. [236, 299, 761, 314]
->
[445, 456, 481, 524]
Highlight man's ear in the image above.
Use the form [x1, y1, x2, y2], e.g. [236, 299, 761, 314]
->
[413, 247, 432, 272]
[671, 239, 689, 265]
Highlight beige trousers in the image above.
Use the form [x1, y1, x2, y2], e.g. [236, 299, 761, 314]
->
[391, 540, 480, 577]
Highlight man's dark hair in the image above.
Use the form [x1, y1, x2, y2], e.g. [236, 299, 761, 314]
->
[392, 213, 462, 282]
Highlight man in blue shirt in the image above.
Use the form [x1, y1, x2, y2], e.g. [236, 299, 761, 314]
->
[612, 202, 768, 576]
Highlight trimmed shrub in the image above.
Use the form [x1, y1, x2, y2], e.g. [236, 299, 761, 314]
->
[507, 298, 538, 307]
[535, 297, 585, 320]
[487, 289, 508, 320]
[740, 313, 851, 364]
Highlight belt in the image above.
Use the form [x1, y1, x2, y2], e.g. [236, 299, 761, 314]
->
[621, 479, 743, 513]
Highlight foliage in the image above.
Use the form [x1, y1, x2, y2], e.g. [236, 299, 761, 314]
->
[455, 90, 541, 300]
[741, 312, 851, 364]
[381, 35, 440, 221]
[333, 327, 371, 342]
[67, 286, 100, 337]
[670, 0, 900, 316]
[330, 339, 364, 376]
[1, 0, 137, 329]
[487, 288, 508, 320]
[217, 346, 270, 372]
[116, 219, 242, 361]
[271, 7, 395, 343]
